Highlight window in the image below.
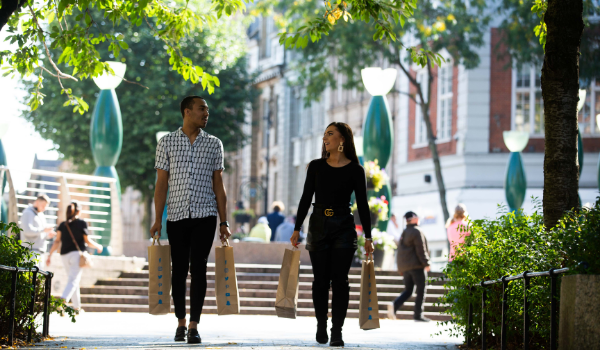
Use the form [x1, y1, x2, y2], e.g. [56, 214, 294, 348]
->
[513, 64, 542, 134]
[579, 79, 600, 135]
[262, 100, 269, 148]
[437, 60, 453, 141]
[290, 88, 301, 138]
[414, 70, 428, 145]
[337, 73, 343, 104]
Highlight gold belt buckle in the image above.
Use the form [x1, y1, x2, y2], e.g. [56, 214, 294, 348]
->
[324, 209, 334, 217]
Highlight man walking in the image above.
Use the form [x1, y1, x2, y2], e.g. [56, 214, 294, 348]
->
[388, 211, 431, 322]
[150, 95, 231, 344]
[20, 194, 56, 266]
[267, 201, 285, 241]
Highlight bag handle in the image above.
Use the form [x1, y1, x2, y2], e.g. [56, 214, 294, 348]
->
[64, 220, 84, 254]
[221, 238, 230, 247]
[152, 236, 162, 246]
[290, 244, 299, 251]
[365, 251, 374, 262]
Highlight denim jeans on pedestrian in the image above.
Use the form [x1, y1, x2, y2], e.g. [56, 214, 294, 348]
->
[393, 268, 427, 319]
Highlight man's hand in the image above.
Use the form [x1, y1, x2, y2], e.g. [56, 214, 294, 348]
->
[46, 230, 57, 239]
[219, 225, 231, 241]
[150, 221, 162, 239]
[425, 266, 431, 272]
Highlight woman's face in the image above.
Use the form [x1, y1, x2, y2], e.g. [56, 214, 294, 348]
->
[323, 125, 345, 153]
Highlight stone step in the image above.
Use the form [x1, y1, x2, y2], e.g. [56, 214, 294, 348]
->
[92, 279, 449, 294]
[79, 286, 443, 303]
[78, 303, 452, 321]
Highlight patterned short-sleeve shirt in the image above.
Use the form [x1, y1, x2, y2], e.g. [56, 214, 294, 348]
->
[155, 127, 224, 221]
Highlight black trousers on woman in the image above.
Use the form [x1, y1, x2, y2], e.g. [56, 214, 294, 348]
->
[167, 216, 217, 323]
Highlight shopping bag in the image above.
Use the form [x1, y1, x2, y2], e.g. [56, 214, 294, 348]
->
[275, 246, 301, 319]
[359, 254, 380, 330]
[215, 239, 240, 315]
[148, 237, 171, 315]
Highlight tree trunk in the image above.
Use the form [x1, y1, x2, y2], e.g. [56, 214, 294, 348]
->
[0, 0, 22, 32]
[542, 0, 584, 229]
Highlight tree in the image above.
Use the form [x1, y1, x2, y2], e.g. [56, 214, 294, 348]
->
[497, 0, 599, 228]
[278, 0, 489, 224]
[21, 15, 259, 234]
[2, 0, 441, 116]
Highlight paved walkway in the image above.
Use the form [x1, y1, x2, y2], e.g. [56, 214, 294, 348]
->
[31, 313, 461, 350]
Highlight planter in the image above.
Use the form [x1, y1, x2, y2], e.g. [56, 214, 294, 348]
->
[352, 210, 380, 228]
[366, 178, 375, 191]
[373, 249, 384, 267]
[234, 214, 251, 224]
[559, 274, 600, 350]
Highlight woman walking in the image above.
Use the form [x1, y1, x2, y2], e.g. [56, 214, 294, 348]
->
[47, 202, 103, 312]
[445, 204, 470, 261]
[291, 122, 374, 347]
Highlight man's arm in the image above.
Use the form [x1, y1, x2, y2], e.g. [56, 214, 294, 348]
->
[414, 229, 431, 268]
[20, 209, 44, 240]
[150, 169, 168, 238]
[213, 169, 231, 241]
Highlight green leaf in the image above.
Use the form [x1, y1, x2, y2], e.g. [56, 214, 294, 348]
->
[85, 13, 92, 26]
[119, 41, 129, 49]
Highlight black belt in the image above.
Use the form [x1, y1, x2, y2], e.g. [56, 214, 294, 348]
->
[312, 203, 351, 217]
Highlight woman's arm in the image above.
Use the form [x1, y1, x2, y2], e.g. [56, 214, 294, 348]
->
[84, 234, 103, 254]
[46, 230, 62, 266]
[354, 165, 372, 239]
[294, 161, 317, 231]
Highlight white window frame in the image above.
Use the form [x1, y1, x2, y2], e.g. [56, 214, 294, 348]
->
[413, 69, 428, 147]
[578, 79, 600, 136]
[511, 64, 543, 136]
[436, 59, 453, 142]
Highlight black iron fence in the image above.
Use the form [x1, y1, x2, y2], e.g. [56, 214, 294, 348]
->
[0, 264, 54, 346]
[466, 267, 569, 350]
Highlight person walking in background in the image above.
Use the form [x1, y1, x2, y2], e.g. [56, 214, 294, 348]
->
[150, 95, 231, 344]
[274, 215, 303, 243]
[386, 213, 401, 244]
[388, 211, 431, 322]
[267, 201, 286, 241]
[290, 122, 374, 347]
[249, 216, 272, 242]
[46, 202, 103, 313]
[20, 194, 56, 266]
[446, 204, 470, 261]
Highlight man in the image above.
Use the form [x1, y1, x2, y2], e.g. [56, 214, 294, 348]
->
[266, 201, 285, 241]
[20, 194, 56, 265]
[274, 215, 302, 243]
[388, 211, 431, 322]
[150, 95, 231, 344]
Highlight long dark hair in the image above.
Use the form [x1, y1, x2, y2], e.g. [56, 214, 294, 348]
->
[321, 122, 360, 164]
[66, 201, 80, 222]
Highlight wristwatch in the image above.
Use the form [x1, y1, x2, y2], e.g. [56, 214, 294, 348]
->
[220, 221, 230, 227]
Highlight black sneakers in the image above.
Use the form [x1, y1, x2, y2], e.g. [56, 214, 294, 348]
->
[187, 328, 201, 344]
[174, 326, 187, 342]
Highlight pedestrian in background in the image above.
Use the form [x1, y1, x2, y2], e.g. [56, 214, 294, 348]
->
[20, 194, 56, 266]
[267, 201, 286, 241]
[274, 215, 303, 243]
[446, 204, 470, 261]
[386, 213, 401, 244]
[249, 216, 272, 242]
[46, 201, 103, 313]
[388, 211, 431, 322]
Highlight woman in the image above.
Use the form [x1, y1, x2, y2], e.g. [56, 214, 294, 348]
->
[445, 203, 470, 261]
[47, 202, 103, 312]
[291, 122, 374, 347]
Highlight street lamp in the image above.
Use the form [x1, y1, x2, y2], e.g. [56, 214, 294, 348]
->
[361, 67, 396, 231]
[503, 131, 529, 212]
[90, 61, 126, 255]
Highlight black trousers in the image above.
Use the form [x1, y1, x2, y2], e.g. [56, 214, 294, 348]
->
[309, 248, 355, 329]
[393, 268, 427, 318]
[167, 216, 217, 323]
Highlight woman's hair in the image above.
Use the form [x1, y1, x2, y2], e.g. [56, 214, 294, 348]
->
[66, 201, 80, 222]
[446, 203, 468, 228]
[321, 122, 360, 164]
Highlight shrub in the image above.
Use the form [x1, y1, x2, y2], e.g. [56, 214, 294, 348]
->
[437, 198, 600, 349]
[0, 222, 76, 345]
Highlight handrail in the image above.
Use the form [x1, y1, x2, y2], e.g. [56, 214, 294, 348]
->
[466, 267, 570, 350]
[0, 264, 54, 346]
[0, 166, 117, 183]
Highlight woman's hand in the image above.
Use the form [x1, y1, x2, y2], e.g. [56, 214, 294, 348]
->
[96, 245, 103, 254]
[290, 230, 300, 247]
[365, 238, 374, 257]
[46, 256, 51, 266]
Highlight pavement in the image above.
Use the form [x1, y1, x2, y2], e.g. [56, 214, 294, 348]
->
[27, 313, 461, 350]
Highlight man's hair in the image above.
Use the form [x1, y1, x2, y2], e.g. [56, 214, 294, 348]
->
[272, 201, 285, 212]
[36, 194, 51, 203]
[180, 95, 205, 119]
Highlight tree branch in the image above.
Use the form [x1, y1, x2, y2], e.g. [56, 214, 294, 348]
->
[0, 0, 24, 32]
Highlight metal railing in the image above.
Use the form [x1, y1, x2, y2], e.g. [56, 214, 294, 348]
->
[0, 264, 54, 347]
[466, 267, 570, 350]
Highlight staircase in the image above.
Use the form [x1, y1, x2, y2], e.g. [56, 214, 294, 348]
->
[79, 264, 451, 321]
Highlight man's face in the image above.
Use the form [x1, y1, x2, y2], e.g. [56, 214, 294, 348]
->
[185, 98, 209, 128]
[35, 199, 49, 212]
[407, 217, 419, 225]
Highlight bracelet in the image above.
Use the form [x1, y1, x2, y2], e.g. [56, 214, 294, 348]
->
[365, 238, 373, 241]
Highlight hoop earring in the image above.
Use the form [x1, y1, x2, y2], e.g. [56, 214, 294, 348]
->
[338, 142, 344, 152]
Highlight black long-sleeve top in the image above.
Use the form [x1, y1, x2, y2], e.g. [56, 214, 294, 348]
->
[294, 158, 372, 238]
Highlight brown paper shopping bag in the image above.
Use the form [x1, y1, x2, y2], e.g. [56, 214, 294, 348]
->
[148, 237, 171, 315]
[359, 254, 380, 330]
[275, 246, 301, 319]
[215, 239, 240, 315]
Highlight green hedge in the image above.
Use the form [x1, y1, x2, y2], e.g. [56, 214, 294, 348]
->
[0, 222, 76, 345]
[437, 199, 600, 349]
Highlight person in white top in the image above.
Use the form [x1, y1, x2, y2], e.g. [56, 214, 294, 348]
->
[386, 214, 401, 243]
[20, 194, 56, 263]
